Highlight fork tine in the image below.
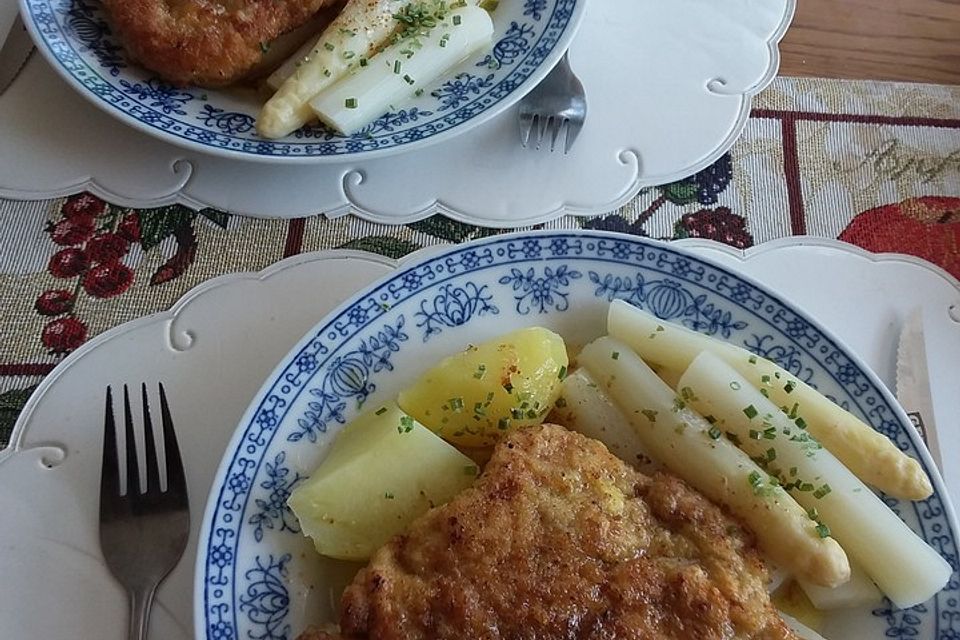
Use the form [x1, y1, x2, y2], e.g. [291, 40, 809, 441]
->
[519, 111, 535, 148]
[122, 385, 140, 496]
[564, 118, 583, 155]
[158, 383, 187, 498]
[549, 117, 567, 152]
[101, 387, 120, 499]
[535, 116, 551, 150]
[141, 383, 161, 494]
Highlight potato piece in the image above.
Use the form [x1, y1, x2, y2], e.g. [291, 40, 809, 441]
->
[398, 327, 568, 448]
[288, 401, 477, 561]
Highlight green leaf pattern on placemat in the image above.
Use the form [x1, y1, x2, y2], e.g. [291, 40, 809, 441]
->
[338, 237, 423, 259]
[0, 386, 38, 445]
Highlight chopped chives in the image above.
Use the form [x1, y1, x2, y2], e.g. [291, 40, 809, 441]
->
[729, 381, 741, 390]
[375, 406, 388, 415]
[324, 42, 335, 51]
[394, 60, 402, 74]
[611, 351, 620, 360]
[743, 404, 758, 419]
[708, 426, 722, 440]
[345, 97, 358, 109]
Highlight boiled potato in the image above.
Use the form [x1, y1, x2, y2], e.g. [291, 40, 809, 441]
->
[397, 327, 568, 448]
[287, 401, 477, 561]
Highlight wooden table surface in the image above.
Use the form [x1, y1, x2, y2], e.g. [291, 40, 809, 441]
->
[780, 0, 960, 85]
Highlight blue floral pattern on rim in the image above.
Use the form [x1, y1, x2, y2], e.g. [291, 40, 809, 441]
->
[198, 232, 958, 640]
[22, 0, 583, 159]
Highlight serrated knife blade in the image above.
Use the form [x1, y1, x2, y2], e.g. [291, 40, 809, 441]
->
[896, 308, 943, 469]
[0, 15, 35, 96]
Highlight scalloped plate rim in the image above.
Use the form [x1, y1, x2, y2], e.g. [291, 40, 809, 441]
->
[17, 0, 586, 163]
[193, 230, 958, 639]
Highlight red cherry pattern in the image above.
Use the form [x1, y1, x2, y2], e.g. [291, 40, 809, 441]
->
[37, 193, 136, 355]
[117, 213, 141, 242]
[51, 216, 96, 246]
[48, 248, 89, 278]
[34, 290, 75, 316]
[61, 193, 107, 220]
[41, 317, 88, 353]
[82, 262, 135, 299]
[85, 232, 131, 265]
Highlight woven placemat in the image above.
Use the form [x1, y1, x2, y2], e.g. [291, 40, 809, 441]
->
[1, 75, 959, 443]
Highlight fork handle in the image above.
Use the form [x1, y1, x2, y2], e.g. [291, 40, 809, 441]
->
[128, 586, 158, 640]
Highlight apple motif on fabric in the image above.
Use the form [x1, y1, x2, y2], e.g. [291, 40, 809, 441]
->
[839, 197, 960, 279]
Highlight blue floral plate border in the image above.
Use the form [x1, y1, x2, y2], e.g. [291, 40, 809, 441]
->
[19, 0, 584, 162]
[195, 231, 959, 639]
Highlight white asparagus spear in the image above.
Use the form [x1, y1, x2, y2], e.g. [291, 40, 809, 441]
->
[607, 299, 932, 500]
[579, 337, 850, 588]
[311, 5, 493, 134]
[678, 351, 951, 608]
[797, 559, 882, 610]
[552, 369, 659, 473]
[257, 0, 414, 138]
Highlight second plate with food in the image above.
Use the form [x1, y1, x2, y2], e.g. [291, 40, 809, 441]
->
[195, 231, 958, 639]
[20, 0, 584, 161]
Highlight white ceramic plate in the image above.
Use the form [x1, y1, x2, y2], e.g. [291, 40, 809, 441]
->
[194, 232, 959, 639]
[19, 0, 584, 161]
[1, 0, 793, 222]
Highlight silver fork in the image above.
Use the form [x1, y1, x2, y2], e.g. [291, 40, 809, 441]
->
[100, 384, 190, 640]
[518, 52, 587, 154]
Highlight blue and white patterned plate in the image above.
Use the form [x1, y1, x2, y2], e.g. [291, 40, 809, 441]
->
[19, 0, 584, 162]
[195, 231, 959, 639]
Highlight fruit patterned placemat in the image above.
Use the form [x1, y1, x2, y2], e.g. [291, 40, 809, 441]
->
[1, 75, 959, 445]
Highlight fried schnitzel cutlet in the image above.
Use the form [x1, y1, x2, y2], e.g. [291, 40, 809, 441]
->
[101, 0, 340, 86]
[299, 423, 798, 640]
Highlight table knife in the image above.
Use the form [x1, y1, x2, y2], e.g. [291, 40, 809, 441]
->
[0, 15, 35, 96]
[896, 308, 943, 469]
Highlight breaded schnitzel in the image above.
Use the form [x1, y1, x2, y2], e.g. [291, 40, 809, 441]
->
[299, 424, 797, 640]
[101, 0, 339, 86]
